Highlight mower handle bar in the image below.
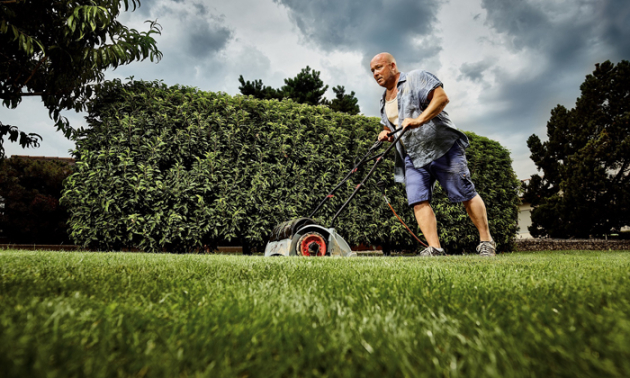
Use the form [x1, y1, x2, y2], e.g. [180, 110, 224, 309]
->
[329, 126, 410, 227]
[387, 127, 404, 137]
[308, 139, 384, 218]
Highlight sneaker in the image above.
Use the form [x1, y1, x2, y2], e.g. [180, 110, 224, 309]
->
[477, 241, 496, 257]
[417, 246, 446, 257]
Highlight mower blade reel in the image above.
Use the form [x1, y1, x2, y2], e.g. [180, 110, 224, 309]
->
[265, 218, 320, 257]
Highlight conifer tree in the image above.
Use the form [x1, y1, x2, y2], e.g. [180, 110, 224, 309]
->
[524, 60, 630, 237]
[327, 85, 360, 115]
[239, 67, 361, 114]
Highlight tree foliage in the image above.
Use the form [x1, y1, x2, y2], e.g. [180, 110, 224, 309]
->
[239, 66, 361, 114]
[61, 79, 518, 253]
[326, 85, 360, 116]
[0, 122, 41, 158]
[236, 77, 282, 101]
[0, 157, 73, 244]
[280, 66, 328, 106]
[524, 60, 630, 238]
[0, 0, 162, 157]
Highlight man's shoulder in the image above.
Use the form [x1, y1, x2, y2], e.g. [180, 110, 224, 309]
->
[404, 69, 442, 89]
[406, 69, 432, 79]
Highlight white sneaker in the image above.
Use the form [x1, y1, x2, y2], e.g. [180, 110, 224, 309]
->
[417, 246, 446, 257]
[477, 241, 496, 257]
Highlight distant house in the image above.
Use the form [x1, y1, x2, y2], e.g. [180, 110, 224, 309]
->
[517, 179, 533, 239]
[10, 155, 75, 165]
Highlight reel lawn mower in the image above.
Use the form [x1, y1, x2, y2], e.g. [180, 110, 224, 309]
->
[264, 127, 426, 257]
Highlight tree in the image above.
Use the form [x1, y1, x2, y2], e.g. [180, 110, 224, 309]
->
[239, 66, 362, 113]
[524, 60, 630, 238]
[326, 85, 360, 115]
[280, 66, 328, 106]
[0, 157, 73, 244]
[237, 76, 282, 101]
[0, 0, 162, 157]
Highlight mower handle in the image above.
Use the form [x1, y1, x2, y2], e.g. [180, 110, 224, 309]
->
[386, 127, 405, 138]
[330, 126, 411, 227]
[308, 138, 385, 219]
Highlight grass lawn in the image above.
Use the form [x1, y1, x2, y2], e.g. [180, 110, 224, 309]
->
[1, 250, 629, 377]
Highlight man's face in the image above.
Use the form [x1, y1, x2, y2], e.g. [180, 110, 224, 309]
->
[370, 57, 395, 87]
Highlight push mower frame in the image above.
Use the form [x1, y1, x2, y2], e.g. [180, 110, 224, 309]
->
[264, 127, 410, 257]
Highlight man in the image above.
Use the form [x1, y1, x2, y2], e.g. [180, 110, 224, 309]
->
[370, 52, 495, 256]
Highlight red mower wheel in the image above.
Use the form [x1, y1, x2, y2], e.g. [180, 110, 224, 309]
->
[297, 232, 327, 256]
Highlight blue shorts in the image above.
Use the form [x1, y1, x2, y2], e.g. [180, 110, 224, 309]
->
[404, 141, 477, 206]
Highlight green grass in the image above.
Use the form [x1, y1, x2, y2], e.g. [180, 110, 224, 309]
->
[1, 250, 629, 377]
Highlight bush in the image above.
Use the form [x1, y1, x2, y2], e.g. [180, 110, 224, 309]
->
[0, 157, 73, 244]
[62, 79, 519, 253]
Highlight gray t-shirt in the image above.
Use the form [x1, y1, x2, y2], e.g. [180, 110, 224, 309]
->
[379, 70, 469, 183]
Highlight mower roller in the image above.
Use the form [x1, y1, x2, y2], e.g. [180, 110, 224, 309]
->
[264, 127, 410, 257]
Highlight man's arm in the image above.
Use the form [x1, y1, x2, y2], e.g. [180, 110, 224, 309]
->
[401, 86, 449, 130]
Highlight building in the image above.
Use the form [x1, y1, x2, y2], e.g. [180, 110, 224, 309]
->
[517, 179, 533, 239]
[10, 155, 75, 165]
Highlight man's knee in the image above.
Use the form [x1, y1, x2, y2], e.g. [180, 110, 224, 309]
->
[413, 200, 431, 212]
[463, 194, 481, 207]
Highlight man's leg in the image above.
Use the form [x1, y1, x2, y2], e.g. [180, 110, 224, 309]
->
[403, 154, 441, 251]
[462, 194, 492, 242]
[413, 200, 441, 248]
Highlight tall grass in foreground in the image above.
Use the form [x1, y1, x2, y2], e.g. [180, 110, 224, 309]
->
[1, 250, 629, 377]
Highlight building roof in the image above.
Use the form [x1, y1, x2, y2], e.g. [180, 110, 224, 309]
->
[10, 155, 75, 165]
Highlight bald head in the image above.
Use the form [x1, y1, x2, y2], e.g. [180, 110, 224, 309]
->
[371, 52, 396, 67]
[370, 52, 400, 89]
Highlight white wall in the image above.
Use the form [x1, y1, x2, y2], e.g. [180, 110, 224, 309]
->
[517, 202, 533, 239]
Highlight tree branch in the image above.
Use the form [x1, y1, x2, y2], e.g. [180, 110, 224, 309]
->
[613, 160, 629, 184]
[23, 55, 48, 87]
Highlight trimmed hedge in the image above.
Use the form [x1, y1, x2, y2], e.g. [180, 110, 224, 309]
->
[61, 79, 519, 253]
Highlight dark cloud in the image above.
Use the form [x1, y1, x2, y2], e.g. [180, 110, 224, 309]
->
[186, 15, 233, 59]
[601, 0, 630, 60]
[482, 0, 593, 68]
[458, 59, 493, 83]
[436, 0, 630, 178]
[476, 0, 630, 161]
[482, 0, 549, 51]
[132, 1, 234, 60]
[160, 3, 234, 60]
[482, 0, 630, 64]
[273, 0, 444, 70]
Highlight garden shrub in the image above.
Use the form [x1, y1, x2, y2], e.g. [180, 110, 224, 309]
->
[0, 157, 73, 244]
[62, 79, 519, 253]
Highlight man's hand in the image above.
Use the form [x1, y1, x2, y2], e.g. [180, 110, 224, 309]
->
[401, 117, 423, 130]
[378, 130, 394, 142]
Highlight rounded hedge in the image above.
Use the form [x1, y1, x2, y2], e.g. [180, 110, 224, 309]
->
[62, 79, 520, 253]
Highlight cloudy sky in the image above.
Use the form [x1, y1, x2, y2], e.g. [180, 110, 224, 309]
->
[2, 0, 630, 179]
